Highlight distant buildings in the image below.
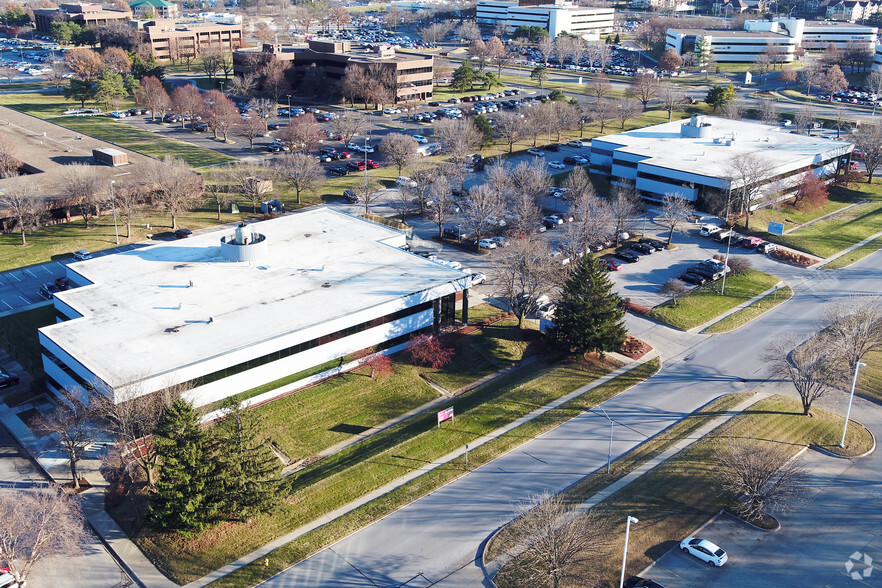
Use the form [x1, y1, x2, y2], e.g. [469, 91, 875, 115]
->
[825, 0, 882, 22]
[233, 39, 434, 103]
[589, 115, 853, 208]
[475, 0, 614, 40]
[128, 0, 178, 20]
[133, 18, 244, 61]
[666, 17, 878, 64]
[40, 209, 472, 409]
[34, 3, 131, 34]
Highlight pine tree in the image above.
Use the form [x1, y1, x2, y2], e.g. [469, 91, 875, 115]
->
[210, 400, 282, 522]
[547, 255, 627, 356]
[147, 399, 217, 537]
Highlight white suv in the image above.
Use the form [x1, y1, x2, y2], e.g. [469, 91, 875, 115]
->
[699, 224, 721, 237]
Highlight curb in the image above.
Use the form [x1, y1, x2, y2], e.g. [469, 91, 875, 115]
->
[810, 421, 876, 459]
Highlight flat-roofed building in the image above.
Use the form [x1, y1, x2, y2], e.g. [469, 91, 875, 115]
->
[39, 209, 472, 409]
[34, 3, 131, 34]
[476, 0, 614, 39]
[133, 18, 244, 60]
[589, 115, 853, 210]
[128, 0, 178, 19]
[233, 40, 434, 103]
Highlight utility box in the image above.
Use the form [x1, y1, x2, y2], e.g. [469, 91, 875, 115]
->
[92, 148, 128, 166]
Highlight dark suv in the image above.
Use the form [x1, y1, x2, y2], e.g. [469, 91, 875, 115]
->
[0, 365, 19, 388]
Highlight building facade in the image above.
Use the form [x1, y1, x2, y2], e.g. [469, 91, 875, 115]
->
[233, 40, 434, 103]
[128, 0, 178, 19]
[39, 209, 473, 409]
[589, 115, 853, 209]
[34, 3, 131, 34]
[133, 18, 244, 60]
[476, 0, 614, 39]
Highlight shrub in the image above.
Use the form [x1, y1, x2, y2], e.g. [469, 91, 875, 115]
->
[728, 256, 753, 274]
[409, 334, 455, 370]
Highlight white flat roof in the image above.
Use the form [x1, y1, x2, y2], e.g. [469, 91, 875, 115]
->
[593, 116, 852, 181]
[41, 208, 467, 389]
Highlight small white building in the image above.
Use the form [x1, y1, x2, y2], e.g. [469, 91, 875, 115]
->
[476, 0, 614, 39]
[39, 209, 472, 409]
[589, 115, 853, 208]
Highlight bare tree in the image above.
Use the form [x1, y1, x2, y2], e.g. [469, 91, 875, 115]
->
[726, 152, 775, 230]
[203, 89, 240, 141]
[0, 176, 44, 245]
[239, 115, 265, 149]
[765, 333, 839, 415]
[590, 99, 619, 134]
[716, 438, 808, 523]
[794, 106, 818, 136]
[851, 123, 882, 183]
[62, 163, 105, 229]
[170, 84, 203, 129]
[0, 133, 19, 178]
[47, 59, 67, 94]
[586, 74, 612, 101]
[143, 156, 204, 230]
[0, 487, 89, 584]
[230, 162, 275, 212]
[382, 133, 419, 176]
[276, 116, 325, 154]
[609, 185, 641, 244]
[434, 118, 481, 170]
[353, 177, 384, 215]
[499, 490, 612, 588]
[494, 236, 556, 328]
[537, 37, 555, 66]
[248, 98, 274, 131]
[659, 193, 694, 245]
[820, 296, 882, 381]
[757, 98, 779, 125]
[135, 75, 169, 121]
[658, 83, 686, 122]
[459, 183, 504, 244]
[329, 110, 368, 147]
[409, 163, 443, 214]
[495, 111, 523, 153]
[615, 98, 642, 130]
[39, 396, 95, 489]
[273, 153, 324, 205]
[627, 73, 660, 109]
[205, 167, 233, 220]
[659, 279, 689, 305]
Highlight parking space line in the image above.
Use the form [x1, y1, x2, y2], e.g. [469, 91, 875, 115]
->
[5, 272, 20, 282]
[0, 301, 11, 311]
[18, 296, 31, 305]
[23, 269, 37, 278]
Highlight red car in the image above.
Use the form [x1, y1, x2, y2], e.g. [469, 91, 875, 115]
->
[600, 258, 622, 271]
[337, 151, 352, 159]
[365, 159, 380, 168]
[347, 161, 366, 171]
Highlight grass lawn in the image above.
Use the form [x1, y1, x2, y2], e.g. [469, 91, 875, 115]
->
[496, 394, 874, 587]
[119, 352, 643, 584]
[0, 90, 100, 118]
[0, 305, 56, 379]
[207, 358, 660, 588]
[856, 349, 882, 404]
[0, 207, 244, 273]
[454, 301, 505, 323]
[823, 237, 882, 269]
[647, 269, 781, 330]
[703, 285, 793, 334]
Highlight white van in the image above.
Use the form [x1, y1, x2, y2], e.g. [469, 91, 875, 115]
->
[699, 224, 721, 237]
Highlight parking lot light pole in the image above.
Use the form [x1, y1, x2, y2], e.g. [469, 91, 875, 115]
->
[596, 407, 613, 474]
[840, 361, 866, 447]
[110, 180, 119, 245]
[620, 516, 639, 588]
[287, 94, 291, 121]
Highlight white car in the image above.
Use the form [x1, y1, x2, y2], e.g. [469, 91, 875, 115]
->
[490, 236, 507, 247]
[548, 161, 566, 170]
[476, 238, 497, 249]
[566, 140, 586, 148]
[412, 135, 429, 144]
[527, 148, 544, 156]
[73, 249, 92, 261]
[470, 271, 486, 285]
[396, 176, 417, 188]
[699, 224, 721, 237]
[536, 302, 556, 319]
[382, 107, 401, 114]
[348, 142, 375, 153]
[680, 537, 728, 567]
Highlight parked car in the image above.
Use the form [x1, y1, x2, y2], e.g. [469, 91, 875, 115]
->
[174, 228, 192, 239]
[470, 271, 486, 285]
[490, 236, 507, 247]
[563, 155, 588, 165]
[615, 249, 639, 263]
[343, 189, 359, 203]
[740, 236, 764, 249]
[527, 148, 543, 156]
[39, 282, 61, 300]
[72, 249, 92, 261]
[396, 176, 417, 188]
[541, 143, 560, 152]
[412, 134, 429, 144]
[54, 277, 71, 291]
[699, 224, 721, 237]
[566, 140, 587, 148]
[715, 229, 738, 242]
[600, 258, 622, 271]
[328, 166, 349, 176]
[680, 537, 728, 566]
[0, 366, 19, 389]
[638, 238, 665, 251]
[542, 215, 564, 226]
[624, 577, 665, 588]
[536, 302, 557, 319]
[678, 272, 707, 286]
[548, 161, 565, 170]
[757, 241, 778, 253]
[476, 238, 497, 249]
[630, 242, 654, 255]
[688, 265, 725, 281]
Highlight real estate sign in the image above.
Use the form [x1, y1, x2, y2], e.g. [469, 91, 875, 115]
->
[437, 406, 454, 426]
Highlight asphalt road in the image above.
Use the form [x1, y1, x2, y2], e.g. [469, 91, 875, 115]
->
[259, 237, 879, 587]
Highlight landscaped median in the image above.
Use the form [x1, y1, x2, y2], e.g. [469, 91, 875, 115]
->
[492, 394, 874, 587]
[702, 285, 793, 334]
[647, 269, 781, 331]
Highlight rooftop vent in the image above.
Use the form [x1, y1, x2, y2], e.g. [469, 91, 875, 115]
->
[220, 222, 268, 262]
[321, 282, 331, 288]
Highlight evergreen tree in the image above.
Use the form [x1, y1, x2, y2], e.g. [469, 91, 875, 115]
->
[147, 399, 217, 537]
[94, 71, 127, 111]
[63, 78, 95, 108]
[614, 33, 620, 44]
[451, 60, 477, 92]
[210, 400, 282, 522]
[547, 255, 627, 356]
[130, 52, 165, 81]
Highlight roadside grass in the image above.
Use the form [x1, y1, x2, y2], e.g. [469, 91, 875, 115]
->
[823, 238, 882, 270]
[454, 301, 504, 323]
[118, 353, 647, 584]
[647, 269, 780, 331]
[496, 394, 874, 587]
[702, 285, 793, 334]
[206, 358, 661, 588]
[486, 391, 753, 561]
[746, 188, 859, 233]
[857, 349, 882, 404]
[0, 305, 56, 379]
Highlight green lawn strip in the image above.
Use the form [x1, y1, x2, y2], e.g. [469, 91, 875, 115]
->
[746, 189, 859, 233]
[454, 301, 505, 323]
[56, 117, 235, 167]
[702, 285, 793, 334]
[0, 91, 100, 118]
[425, 319, 541, 392]
[486, 391, 753, 561]
[857, 349, 882, 404]
[0, 305, 56, 379]
[206, 358, 661, 588]
[0, 207, 244, 273]
[647, 269, 780, 331]
[823, 238, 882, 270]
[497, 395, 873, 586]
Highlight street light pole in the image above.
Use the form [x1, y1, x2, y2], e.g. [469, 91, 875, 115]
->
[110, 180, 119, 245]
[720, 188, 733, 295]
[619, 516, 639, 588]
[287, 94, 292, 121]
[596, 407, 613, 474]
[840, 361, 866, 447]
